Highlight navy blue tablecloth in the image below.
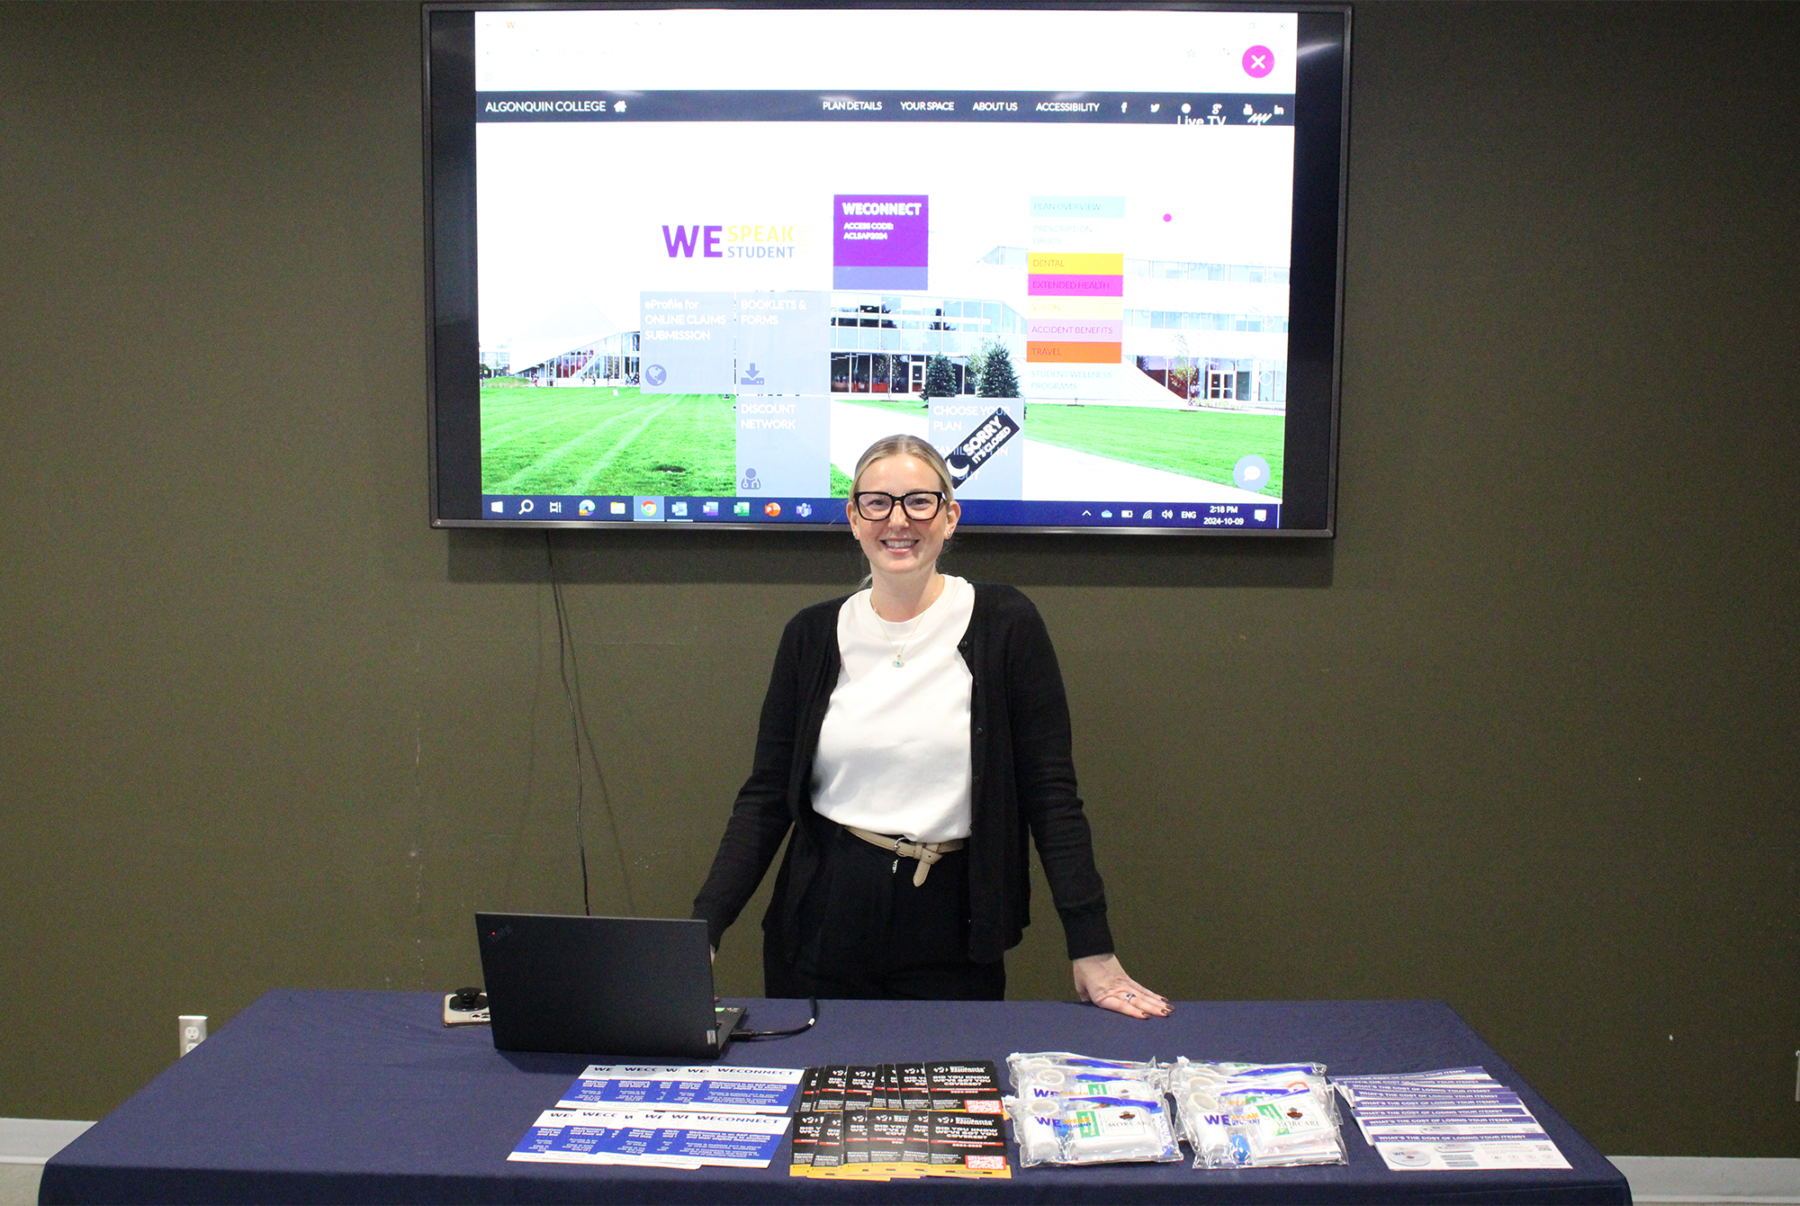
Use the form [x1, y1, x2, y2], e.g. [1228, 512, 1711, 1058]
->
[40, 991, 1629, 1204]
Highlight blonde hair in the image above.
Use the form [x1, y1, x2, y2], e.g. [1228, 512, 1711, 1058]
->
[849, 435, 955, 586]
[851, 434, 956, 499]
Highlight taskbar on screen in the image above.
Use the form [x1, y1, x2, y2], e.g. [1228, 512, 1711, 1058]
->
[480, 496, 1281, 530]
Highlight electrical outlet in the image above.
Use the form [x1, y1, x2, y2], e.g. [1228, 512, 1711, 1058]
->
[180, 1015, 208, 1057]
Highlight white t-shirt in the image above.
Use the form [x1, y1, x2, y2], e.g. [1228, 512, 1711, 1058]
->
[812, 575, 976, 842]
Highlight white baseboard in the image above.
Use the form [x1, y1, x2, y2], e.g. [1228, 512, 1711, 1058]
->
[1612, 1157, 1800, 1205]
[0, 1118, 93, 1165]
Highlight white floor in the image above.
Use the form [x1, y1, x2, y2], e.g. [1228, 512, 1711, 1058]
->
[1611, 1157, 1800, 1204]
[1, 1119, 93, 1206]
[0, 1166, 43, 1206]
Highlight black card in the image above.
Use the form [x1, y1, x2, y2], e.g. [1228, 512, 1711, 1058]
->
[927, 1060, 1005, 1113]
[845, 1065, 878, 1110]
[900, 1063, 933, 1110]
[810, 1111, 846, 1169]
[904, 1110, 935, 1167]
[796, 1065, 821, 1113]
[929, 1110, 1010, 1176]
[816, 1065, 849, 1113]
[864, 1110, 912, 1170]
[841, 1109, 873, 1167]
[788, 1111, 825, 1169]
[874, 1063, 897, 1111]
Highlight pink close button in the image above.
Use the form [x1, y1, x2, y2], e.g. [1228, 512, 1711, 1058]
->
[1242, 44, 1274, 78]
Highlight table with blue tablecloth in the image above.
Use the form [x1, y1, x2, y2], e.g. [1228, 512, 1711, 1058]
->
[40, 990, 1629, 1204]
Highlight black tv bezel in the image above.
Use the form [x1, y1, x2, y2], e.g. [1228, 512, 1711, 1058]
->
[423, 1, 1350, 537]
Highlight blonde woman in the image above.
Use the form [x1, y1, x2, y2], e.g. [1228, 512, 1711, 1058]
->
[693, 435, 1167, 1017]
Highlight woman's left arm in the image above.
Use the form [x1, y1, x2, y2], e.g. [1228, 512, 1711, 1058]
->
[1005, 595, 1171, 1018]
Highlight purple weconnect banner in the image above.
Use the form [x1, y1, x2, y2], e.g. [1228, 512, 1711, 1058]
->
[833, 194, 929, 290]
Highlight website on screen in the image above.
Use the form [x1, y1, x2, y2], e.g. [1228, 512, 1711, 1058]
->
[474, 9, 1297, 528]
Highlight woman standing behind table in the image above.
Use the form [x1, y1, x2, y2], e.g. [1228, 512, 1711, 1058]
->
[692, 435, 1168, 1018]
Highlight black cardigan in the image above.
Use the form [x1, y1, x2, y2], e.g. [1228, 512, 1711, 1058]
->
[692, 582, 1114, 965]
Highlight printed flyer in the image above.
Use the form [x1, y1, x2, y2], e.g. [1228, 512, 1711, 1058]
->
[556, 1064, 804, 1113]
[1334, 1068, 1572, 1172]
[509, 1107, 792, 1169]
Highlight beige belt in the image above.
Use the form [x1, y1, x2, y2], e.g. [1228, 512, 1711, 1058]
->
[844, 825, 966, 887]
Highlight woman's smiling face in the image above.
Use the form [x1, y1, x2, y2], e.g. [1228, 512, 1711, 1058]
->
[848, 453, 960, 584]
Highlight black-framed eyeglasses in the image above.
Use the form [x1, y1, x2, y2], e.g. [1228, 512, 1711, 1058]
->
[854, 490, 945, 521]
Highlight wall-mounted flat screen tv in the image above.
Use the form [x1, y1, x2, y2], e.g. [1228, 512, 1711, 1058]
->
[425, 4, 1349, 535]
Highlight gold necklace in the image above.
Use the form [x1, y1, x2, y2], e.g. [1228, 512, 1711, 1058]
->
[870, 602, 923, 668]
[869, 577, 941, 667]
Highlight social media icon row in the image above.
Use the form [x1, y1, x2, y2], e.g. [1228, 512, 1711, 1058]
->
[1102, 507, 1175, 520]
[1092, 505, 1274, 524]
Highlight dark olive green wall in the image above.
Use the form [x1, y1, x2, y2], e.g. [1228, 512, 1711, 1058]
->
[1, 1, 1794, 1155]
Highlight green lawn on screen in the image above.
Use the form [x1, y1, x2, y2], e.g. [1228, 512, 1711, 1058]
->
[480, 386, 736, 495]
[841, 396, 928, 418]
[1025, 404, 1286, 497]
[833, 397, 925, 495]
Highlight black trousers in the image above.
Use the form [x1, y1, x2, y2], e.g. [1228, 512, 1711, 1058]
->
[765, 822, 1005, 1001]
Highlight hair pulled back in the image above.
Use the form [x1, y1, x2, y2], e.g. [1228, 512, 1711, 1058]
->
[851, 434, 955, 500]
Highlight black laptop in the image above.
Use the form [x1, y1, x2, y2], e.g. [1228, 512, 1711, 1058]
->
[474, 913, 744, 1059]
